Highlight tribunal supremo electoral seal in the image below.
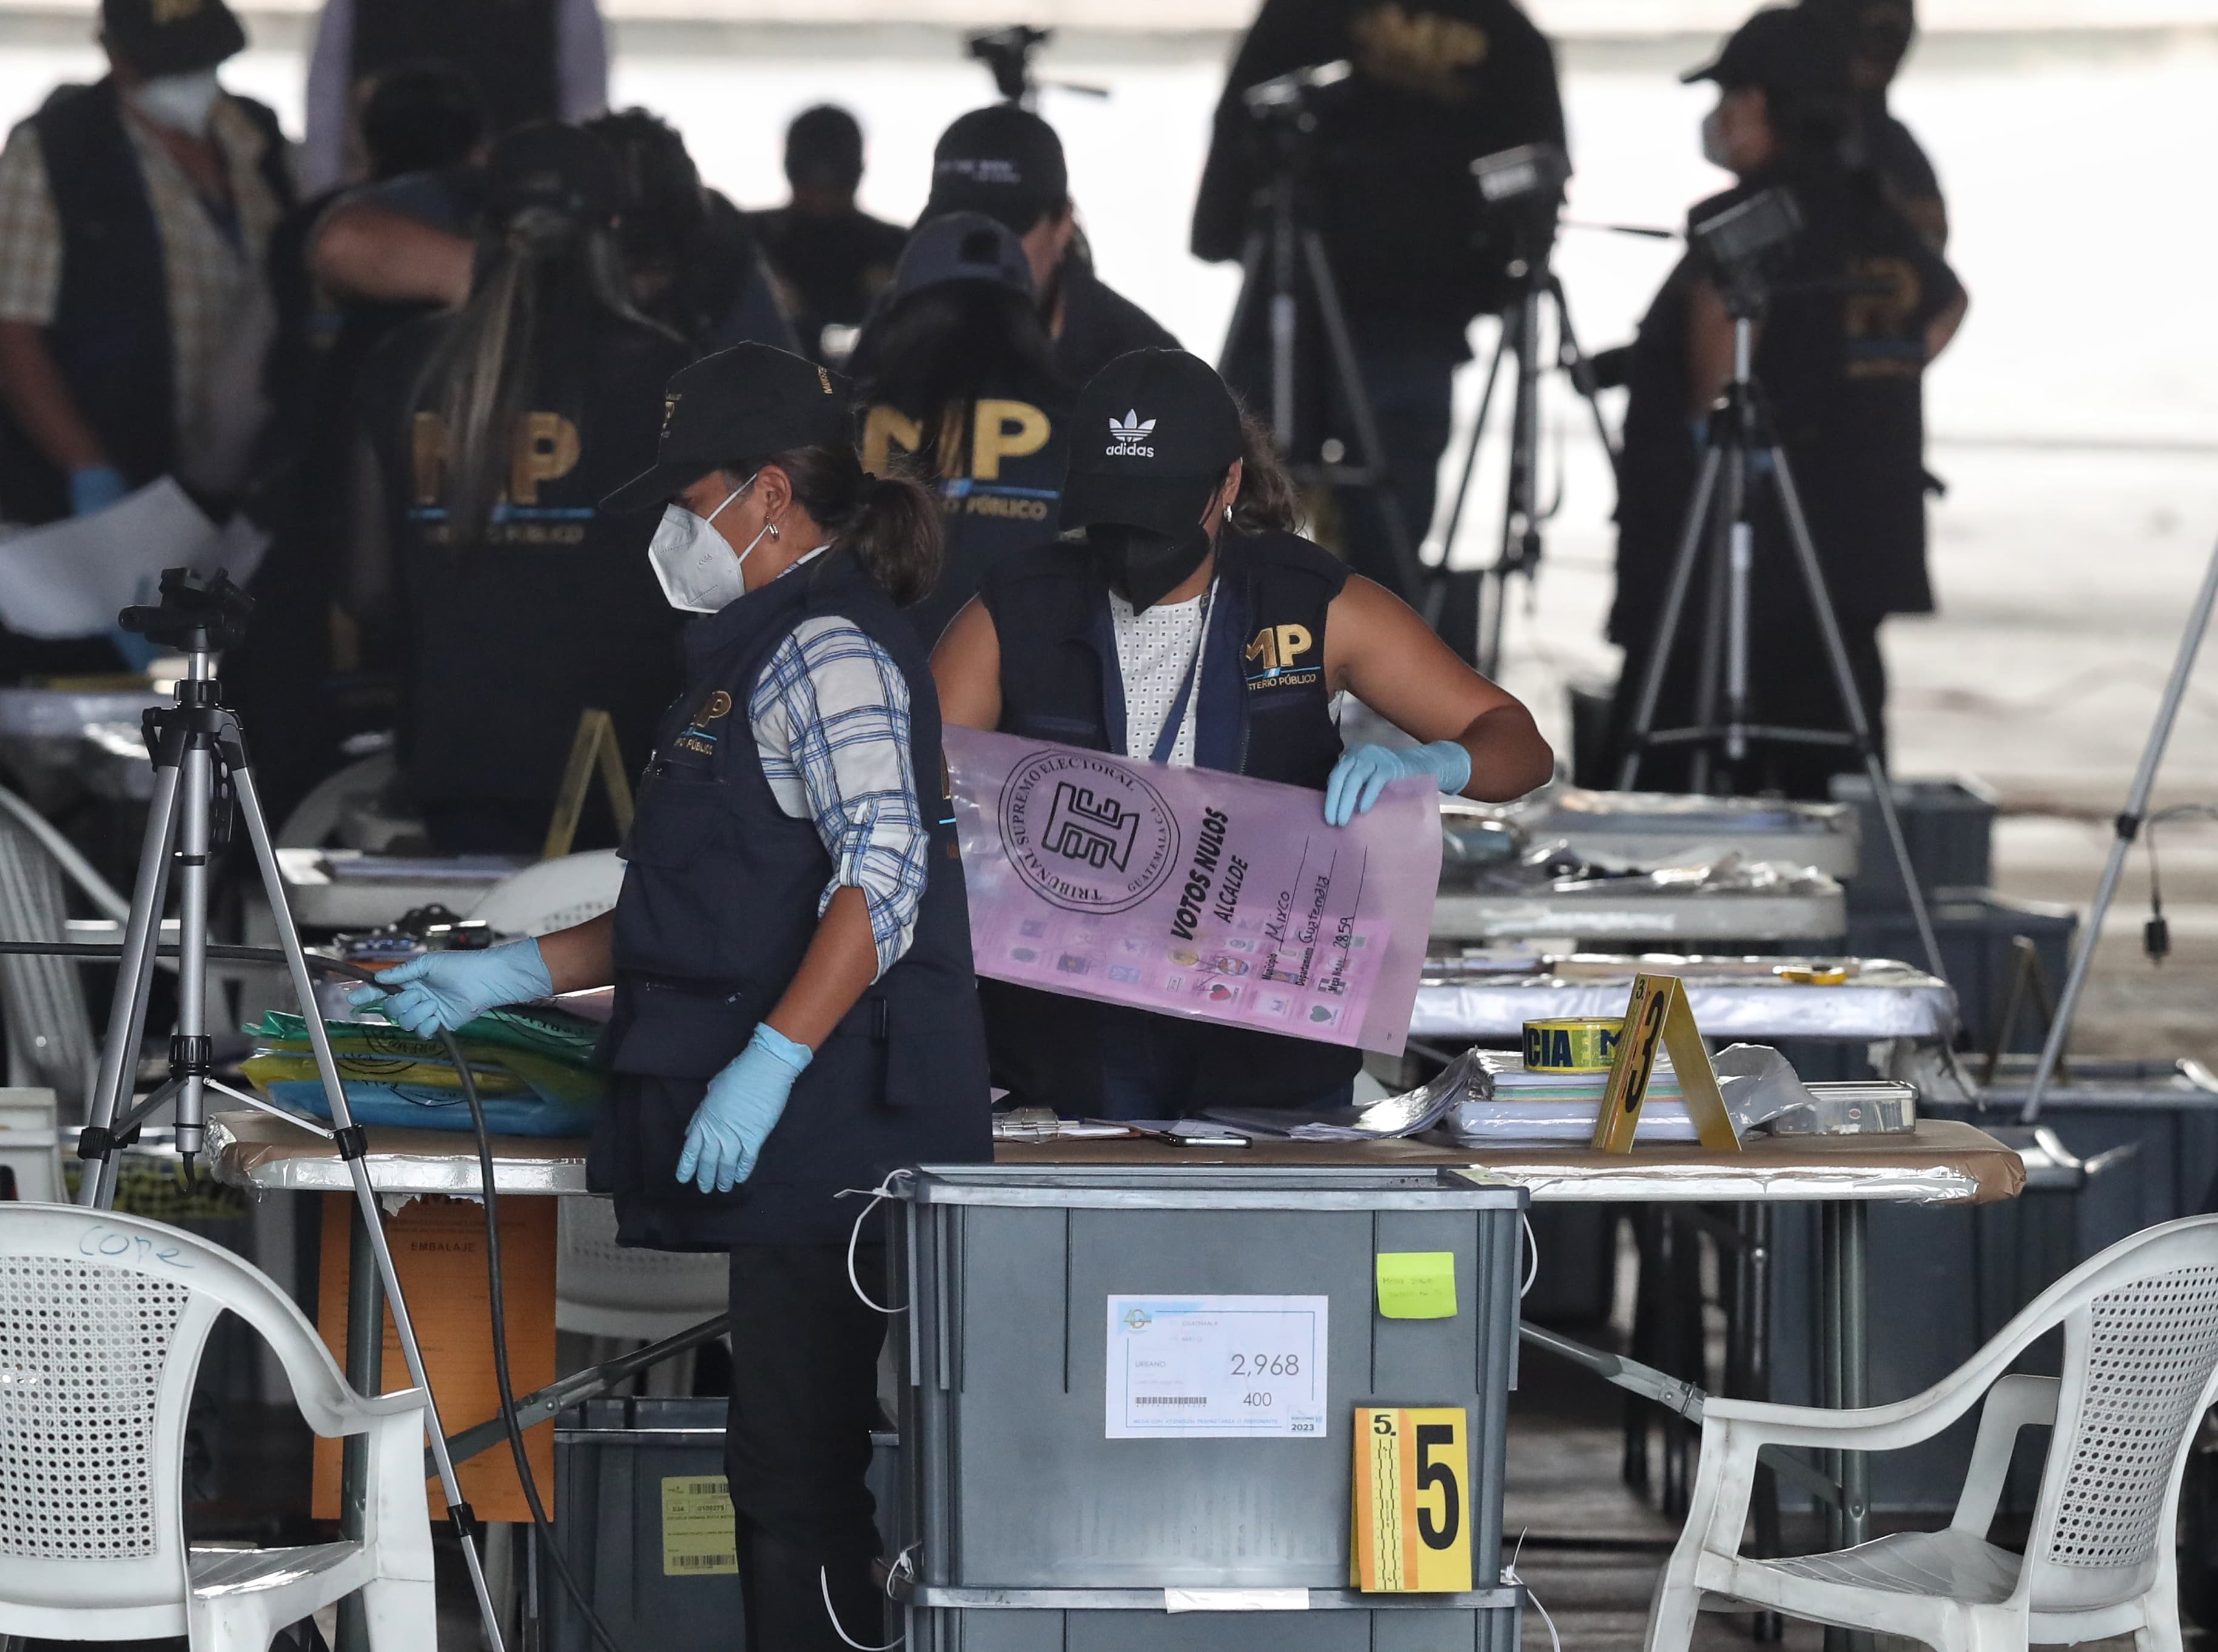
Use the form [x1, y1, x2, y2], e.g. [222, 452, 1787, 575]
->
[998, 748, 1181, 915]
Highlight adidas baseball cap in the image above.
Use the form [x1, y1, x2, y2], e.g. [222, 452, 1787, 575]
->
[602, 343, 850, 512]
[1060, 350, 1245, 537]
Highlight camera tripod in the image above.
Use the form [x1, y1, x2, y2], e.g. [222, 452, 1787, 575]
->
[1438, 245, 1618, 679]
[71, 568, 510, 1652]
[1615, 315, 1948, 984]
[2017, 534, 2218, 1122]
[1219, 64, 1427, 606]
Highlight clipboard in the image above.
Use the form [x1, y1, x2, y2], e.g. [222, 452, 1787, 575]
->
[1589, 973, 1740, 1153]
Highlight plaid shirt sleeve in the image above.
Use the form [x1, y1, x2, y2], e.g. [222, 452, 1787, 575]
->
[0, 124, 61, 326]
[749, 616, 929, 979]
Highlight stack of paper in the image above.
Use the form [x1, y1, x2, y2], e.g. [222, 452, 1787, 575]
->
[1445, 1050, 1698, 1144]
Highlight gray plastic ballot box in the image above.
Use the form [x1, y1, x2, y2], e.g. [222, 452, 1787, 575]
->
[889, 1164, 1528, 1647]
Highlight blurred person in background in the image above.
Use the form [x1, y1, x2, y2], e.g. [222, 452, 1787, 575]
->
[343, 124, 693, 852]
[754, 105, 906, 366]
[1606, 5, 1965, 799]
[0, 0, 291, 676]
[849, 211, 1070, 647]
[1191, 0, 1563, 602]
[590, 107, 798, 354]
[1800, 0, 1944, 247]
[231, 61, 491, 823]
[300, 0, 607, 192]
[920, 104, 1177, 386]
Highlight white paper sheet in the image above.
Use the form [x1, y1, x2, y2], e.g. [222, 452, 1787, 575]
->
[1105, 1294, 1328, 1439]
[0, 479, 267, 639]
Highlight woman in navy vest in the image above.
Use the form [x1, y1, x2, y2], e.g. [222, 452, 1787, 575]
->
[352, 342, 992, 1650]
[933, 348, 1553, 1118]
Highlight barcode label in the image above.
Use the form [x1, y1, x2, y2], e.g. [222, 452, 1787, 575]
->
[1137, 1395, 1209, 1405]
[661, 1474, 738, 1576]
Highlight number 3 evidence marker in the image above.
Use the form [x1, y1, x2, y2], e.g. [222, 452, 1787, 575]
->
[1353, 1407, 1474, 1592]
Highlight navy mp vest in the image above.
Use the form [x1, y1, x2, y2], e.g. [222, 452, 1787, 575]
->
[976, 528, 1357, 1113]
[589, 548, 991, 1249]
[0, 81, 291, 525]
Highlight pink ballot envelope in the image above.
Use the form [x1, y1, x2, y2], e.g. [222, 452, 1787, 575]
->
[944, 727, 1443, 1055]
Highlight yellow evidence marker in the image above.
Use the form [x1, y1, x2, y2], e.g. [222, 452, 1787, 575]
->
[1352, 1407, 1473, 1592]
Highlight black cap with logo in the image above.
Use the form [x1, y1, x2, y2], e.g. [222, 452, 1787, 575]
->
[484, 123, 623, 226]
[889, 211, 1034, 304]
[920, 105, 1069, 233]
[603, 343, 852, 513]
[101, 0, 246, 74]
[1060, 349, 1245, 537]
[1681, 6, 1852, 104]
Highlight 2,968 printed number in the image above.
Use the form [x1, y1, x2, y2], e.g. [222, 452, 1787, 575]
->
[1229, 1352, 1300, 1377]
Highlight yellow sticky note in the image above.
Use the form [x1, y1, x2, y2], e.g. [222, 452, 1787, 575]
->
[1376, 1252, 1457, 1319]
[660, 1475, 738, 1576]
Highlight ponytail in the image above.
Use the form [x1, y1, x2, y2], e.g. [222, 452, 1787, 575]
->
[1229, 412, 1302, 535]
[742, 445, 945, 609]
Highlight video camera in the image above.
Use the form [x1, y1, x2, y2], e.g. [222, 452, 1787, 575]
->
[1690, 186, 1802, 314]
[118, 566, 253, 655]
[968, 25, 1049, 102]
[1240, 58, 1353, 124]
[1470, 142, 1570, 275]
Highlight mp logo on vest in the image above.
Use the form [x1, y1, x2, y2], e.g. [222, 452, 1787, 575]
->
[1244, 623, 1319, 690]
[1106, 411, 1156, 458]
[998, 749, 1178, 914]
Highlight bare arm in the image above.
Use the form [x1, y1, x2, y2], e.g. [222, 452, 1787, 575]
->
[930, 596, 1004, 730]
[310, 204, 473, 306]
[0, 320, 107, 471]
[762, 886, 878, 1050]
[537, 910, 615, 992]
[1326, 576, 1554, 801]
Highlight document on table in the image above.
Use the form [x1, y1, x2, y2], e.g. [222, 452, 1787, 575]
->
[1105, 1294, 1328, 1439]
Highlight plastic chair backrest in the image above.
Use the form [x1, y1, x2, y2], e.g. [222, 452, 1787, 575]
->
[2011, 1217, 2218, 1613]
[0, 813, 96, 1112]
[275, 753, 395, 848]
[0, 1205, 371, 1614]
[557, 1197, 728, 1317]
[470, 851, 627, 938]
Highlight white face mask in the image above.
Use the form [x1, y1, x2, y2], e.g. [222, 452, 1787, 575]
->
[1700, 104, 1734, 170]
[647, 476, 772, 614]
[127, 70, 222, 137]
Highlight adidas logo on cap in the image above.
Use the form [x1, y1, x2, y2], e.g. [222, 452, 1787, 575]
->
[1106, 411, 1157, 458]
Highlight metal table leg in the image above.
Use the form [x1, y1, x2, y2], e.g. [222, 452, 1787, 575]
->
[1819, 1202, 1871, 1652]
[337, 1199, 387, 1652]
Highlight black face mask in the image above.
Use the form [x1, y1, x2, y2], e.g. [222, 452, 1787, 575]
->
[1091, 522, 1211, 611]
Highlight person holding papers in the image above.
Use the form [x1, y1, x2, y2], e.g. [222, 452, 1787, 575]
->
[931, 347, 1553, 1118]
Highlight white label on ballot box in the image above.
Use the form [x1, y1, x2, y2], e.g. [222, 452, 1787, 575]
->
[1105, 1295, 1329, 1439]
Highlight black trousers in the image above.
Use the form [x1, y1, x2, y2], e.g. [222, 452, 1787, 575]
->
[726, 1242, 887, 1651]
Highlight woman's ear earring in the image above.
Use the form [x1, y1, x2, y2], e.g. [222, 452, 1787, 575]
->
[768, 522, 780, 539]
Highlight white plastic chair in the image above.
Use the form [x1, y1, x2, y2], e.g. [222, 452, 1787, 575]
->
[0, 1204, 435, 1650]
[469, 849, 627, 938]
[1646, 1214, 2218, 1652]
[556, 1195, 728, 1341]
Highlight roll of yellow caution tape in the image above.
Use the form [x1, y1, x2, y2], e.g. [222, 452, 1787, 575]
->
[1522, 1017, 1624, 1072]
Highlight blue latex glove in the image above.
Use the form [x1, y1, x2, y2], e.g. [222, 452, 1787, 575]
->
[68, 465, 127, 515]
[677, 1024, 813, 1194]
[1324, 740, 1473, 827]
[344, 939, 553, 1036]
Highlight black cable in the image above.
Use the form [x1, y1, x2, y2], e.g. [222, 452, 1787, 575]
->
[0, 935, 633, 1652]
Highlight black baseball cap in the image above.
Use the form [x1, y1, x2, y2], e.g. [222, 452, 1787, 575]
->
[603, 344, 852, 512]
[1060, 350, 1245, 536]
[485, 123, 623, 226]
[1682, 6, 1852, 102]
[890, 212, 1033, 303]
[101, 0, 244, 74]
[921, 106, 1069, 233]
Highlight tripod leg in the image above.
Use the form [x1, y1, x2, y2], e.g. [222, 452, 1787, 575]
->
[76, 757, 183, 1207]
[1616, 446, 1723, 790]
[224, 751, 509, 1652]
[1550, 275, 1621, 471]
[1480, 289, 1543, 680]
[1439, 319, 1510, 577]
[1766, 450, 1949, 985]
[1689, 445, 1746, 794]
[1218, 227, 1268, 377]
[2021, 534, 2218, 1121]
[1300, 229, 1425, 602]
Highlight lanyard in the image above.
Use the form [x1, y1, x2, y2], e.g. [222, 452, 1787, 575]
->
[1146, 579, 1218, 767]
